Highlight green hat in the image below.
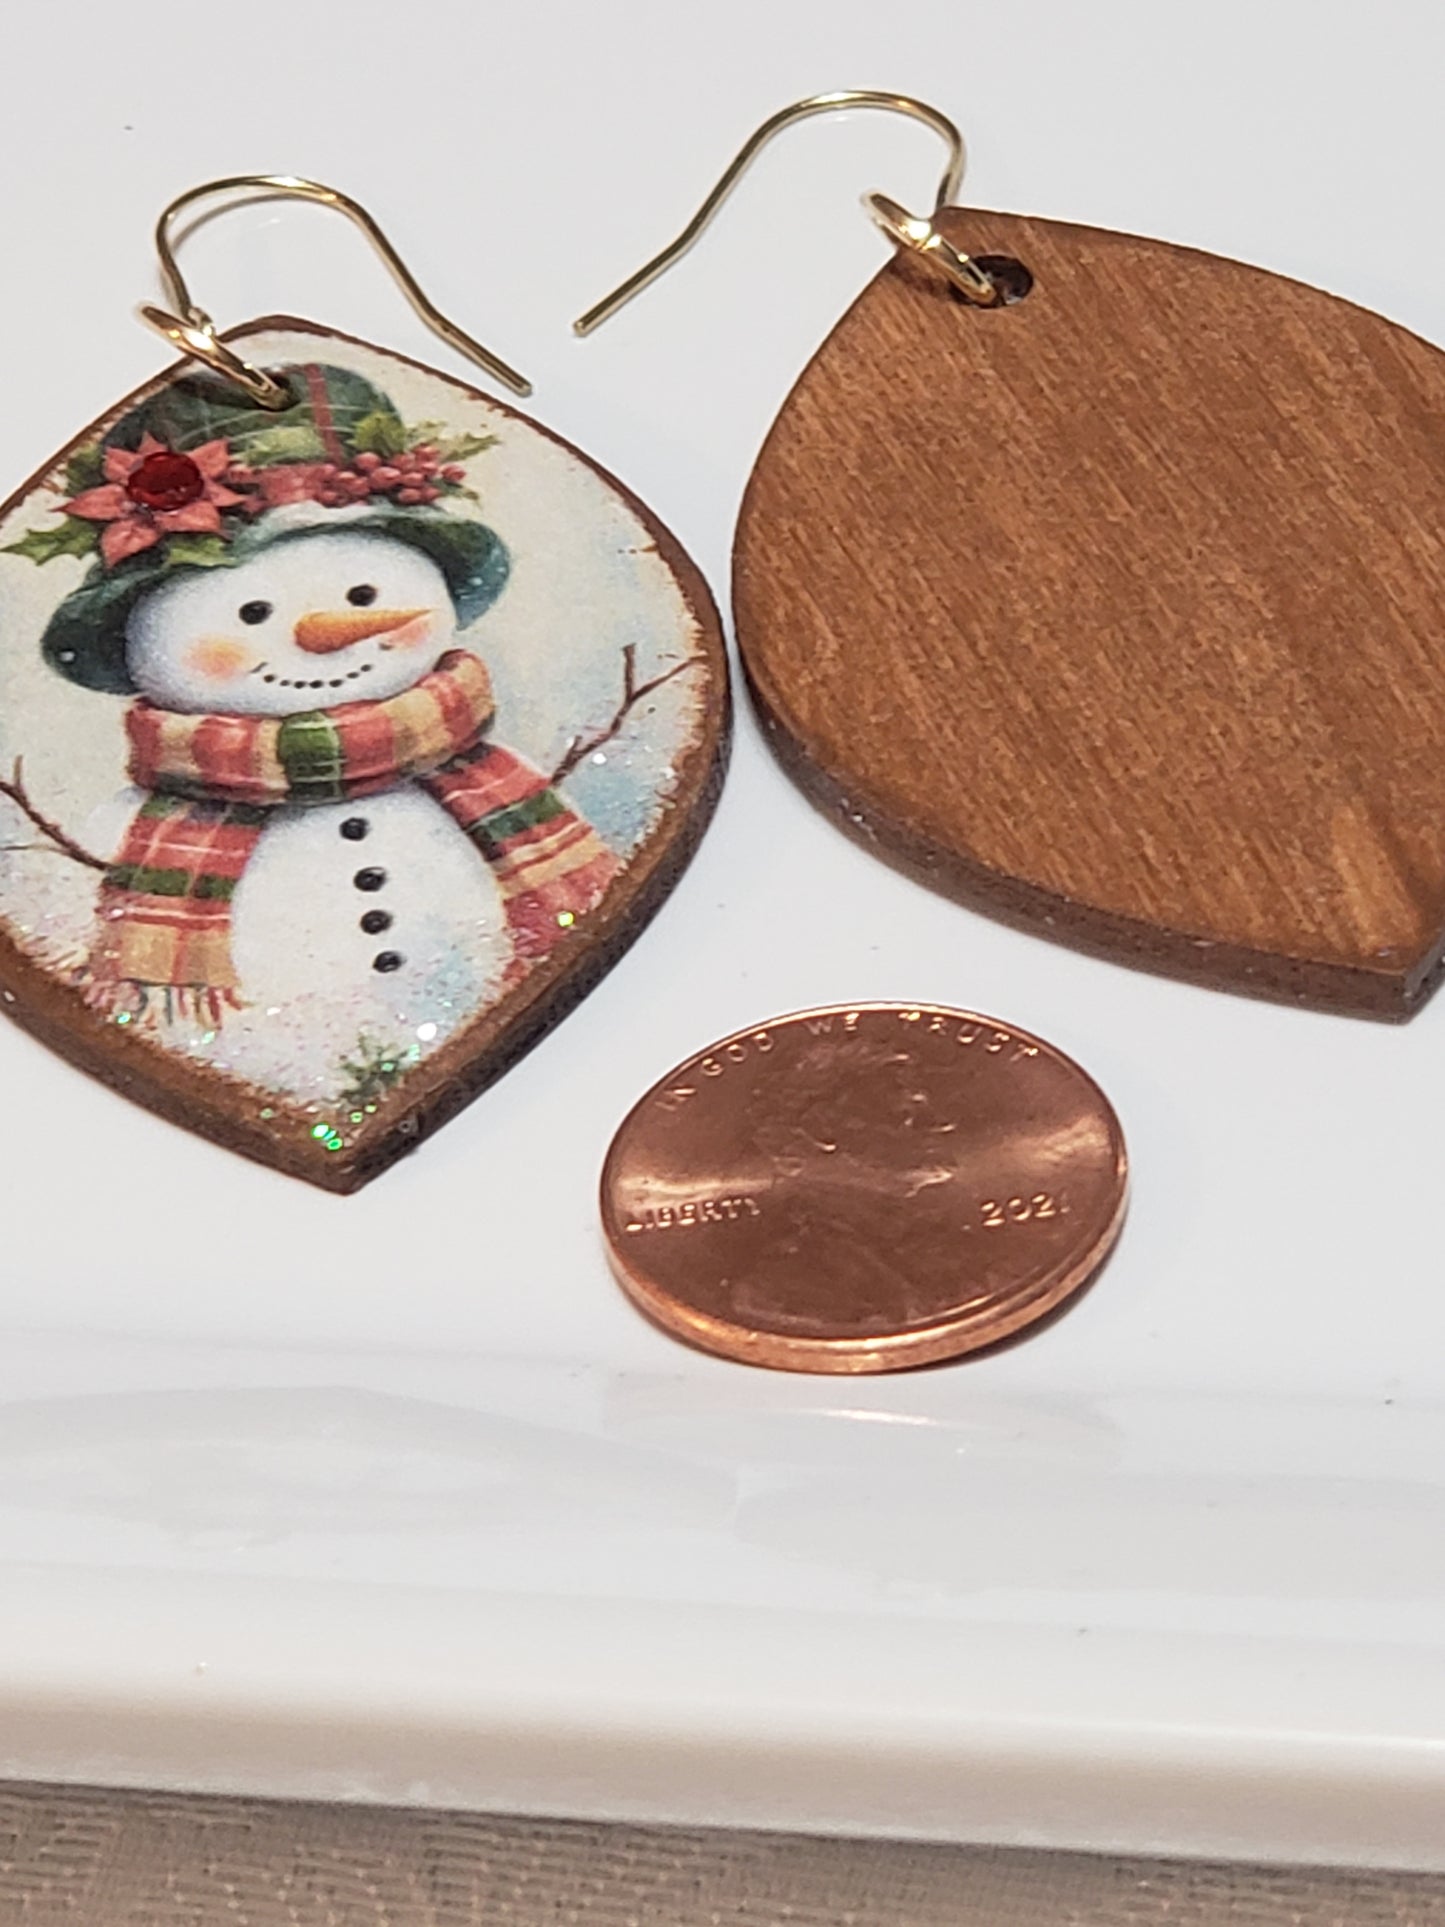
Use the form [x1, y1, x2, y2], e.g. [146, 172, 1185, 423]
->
[8, 361, 509, 695]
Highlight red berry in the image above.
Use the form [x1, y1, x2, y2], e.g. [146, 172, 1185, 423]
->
[418, 486, 440, 504]
[442, 464, 466, 484]
[372, 465, 401, 487]
[416, 445, 437, 461]
[317, 463, 338, 481]
[355, 451, 381, 472]
[318, 489, 345, 506]
[396, 487, 423, 504]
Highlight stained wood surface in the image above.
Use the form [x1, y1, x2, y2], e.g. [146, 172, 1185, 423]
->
[0, 319, 730, 1190]
[735, 209, 1445, 1018]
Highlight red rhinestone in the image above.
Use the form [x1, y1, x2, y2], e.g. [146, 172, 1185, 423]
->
[125, 450, 205, 512]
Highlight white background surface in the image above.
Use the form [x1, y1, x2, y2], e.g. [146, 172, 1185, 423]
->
[2, 0, 1445, 1871]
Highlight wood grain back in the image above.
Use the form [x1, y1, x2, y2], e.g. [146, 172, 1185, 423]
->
[736, 209, 1445, 1017]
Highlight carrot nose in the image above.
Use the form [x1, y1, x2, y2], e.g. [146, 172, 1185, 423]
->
[292, 608, 430, 655]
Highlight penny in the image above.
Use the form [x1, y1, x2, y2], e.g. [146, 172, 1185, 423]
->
[600, 1004, 1128, 1373]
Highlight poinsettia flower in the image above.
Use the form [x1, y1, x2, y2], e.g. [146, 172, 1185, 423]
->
[62, 434, 249, 567]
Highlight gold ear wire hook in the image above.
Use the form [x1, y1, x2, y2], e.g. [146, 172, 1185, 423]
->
[573, 89, 999, 336]
[141, 174, 532, 408]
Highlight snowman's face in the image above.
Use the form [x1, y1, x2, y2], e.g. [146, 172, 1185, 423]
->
[125, 530, 456, 716]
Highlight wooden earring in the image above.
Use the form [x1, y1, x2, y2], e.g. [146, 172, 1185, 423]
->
[0, 177, 728, 1190]
[579, 92, 1445, 1022]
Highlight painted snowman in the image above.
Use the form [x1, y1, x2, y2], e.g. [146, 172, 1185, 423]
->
[28, 362, 617, 1027]
[111, 523, 514, 1009]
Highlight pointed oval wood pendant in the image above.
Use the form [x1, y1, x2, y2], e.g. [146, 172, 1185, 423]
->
[0, 319, 728, 1188]
[735, 208, 1445, 1019]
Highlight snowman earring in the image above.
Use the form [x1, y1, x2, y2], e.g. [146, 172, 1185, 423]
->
[0, 177, 727, 1190]
[579, 92, 1445, 1021]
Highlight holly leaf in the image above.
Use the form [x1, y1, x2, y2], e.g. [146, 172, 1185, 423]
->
[435, 431, 498, 463]
[162, 534, 231, 569]
[352, 410, 408, 458]
[235, 422, 327, 465]
[62, 442, 105, 494]
[2, 517, 100, 565]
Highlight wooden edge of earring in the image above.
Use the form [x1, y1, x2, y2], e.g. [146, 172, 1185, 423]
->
[740, 655, 1436, 1022]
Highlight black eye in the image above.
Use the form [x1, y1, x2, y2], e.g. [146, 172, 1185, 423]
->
[347, 584, 378, 607]
[239, 600, 272, 625]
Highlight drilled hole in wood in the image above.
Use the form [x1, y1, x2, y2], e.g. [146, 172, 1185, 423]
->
[964, 255, 1033, 306]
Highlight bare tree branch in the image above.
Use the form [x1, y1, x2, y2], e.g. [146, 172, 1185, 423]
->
[0, 758, 108, 872]
[549, 646, 708, 787]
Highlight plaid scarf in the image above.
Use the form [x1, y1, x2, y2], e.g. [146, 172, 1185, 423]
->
[90, 650, 618, 1022]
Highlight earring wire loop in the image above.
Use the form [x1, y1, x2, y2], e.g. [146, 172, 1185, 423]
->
[573, 89, 999, 336]
[141, 175, 532, 407]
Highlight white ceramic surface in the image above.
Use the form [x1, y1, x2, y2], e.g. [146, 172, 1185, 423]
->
[2, 0, 1445, 1872]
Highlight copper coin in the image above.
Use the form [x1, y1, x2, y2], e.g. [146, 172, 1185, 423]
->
[600, 1004, 1128, 1373]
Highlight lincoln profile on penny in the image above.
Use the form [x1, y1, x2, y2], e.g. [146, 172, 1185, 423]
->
[5, 362, 633, 1026]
